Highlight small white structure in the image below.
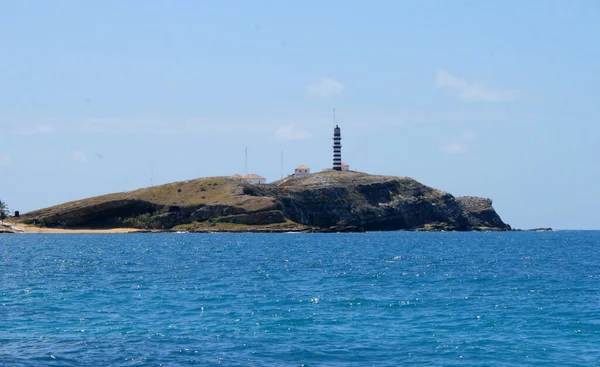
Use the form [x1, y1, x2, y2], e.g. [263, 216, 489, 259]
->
[241, 173, 266, 184]
[294, 165, 310, 176]
[341, 163, 350, 171]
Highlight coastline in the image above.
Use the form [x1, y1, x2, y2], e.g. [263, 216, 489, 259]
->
[20, 227, 141, 234]
[0, 227, 552, 234]
[0, 223, 530, 234]
[2, 219, 547, 235]
[1, 223, 141, 234]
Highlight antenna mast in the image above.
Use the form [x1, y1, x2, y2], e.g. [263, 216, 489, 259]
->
[245, 147, 248, 176]
[333, 108, 336, 127]
[150, 160, 154, 187]
[280, 150, 284, 179]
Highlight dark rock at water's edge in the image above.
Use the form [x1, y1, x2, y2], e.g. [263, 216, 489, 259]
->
[20, 171, 512, 232]
[513, 228, 554, 232]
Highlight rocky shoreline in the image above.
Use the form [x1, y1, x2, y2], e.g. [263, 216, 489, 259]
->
[1, 225, 551, 234]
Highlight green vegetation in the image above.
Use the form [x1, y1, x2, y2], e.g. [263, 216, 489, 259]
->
[115, 207, 172, 229]
[21, 218, 34, 225]
[171, 217, 306, 232]
[21, 218, 46, 227]
[117, 213, 162, 229]
[0, 199, 8, 223]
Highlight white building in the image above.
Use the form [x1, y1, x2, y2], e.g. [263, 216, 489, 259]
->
[341, 163, 350, 171]
[240, 173, 266, 184]
[294, 165, 310, 176]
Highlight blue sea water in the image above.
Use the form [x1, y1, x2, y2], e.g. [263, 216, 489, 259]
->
[0, 232, 599, 366]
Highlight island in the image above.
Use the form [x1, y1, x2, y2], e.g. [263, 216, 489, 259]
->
[15, 171, 510, 233]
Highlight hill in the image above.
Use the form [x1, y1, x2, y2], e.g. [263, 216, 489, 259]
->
[21, 171, 510, 232]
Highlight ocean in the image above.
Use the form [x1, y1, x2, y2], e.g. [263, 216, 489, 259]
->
[0, 232, 598, 366]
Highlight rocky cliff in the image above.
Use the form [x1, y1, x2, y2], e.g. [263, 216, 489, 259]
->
[22, 171, 510, 232]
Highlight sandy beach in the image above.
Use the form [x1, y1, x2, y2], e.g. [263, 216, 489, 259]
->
[2, 223, 140, 234]
[23, 227, 140, 234]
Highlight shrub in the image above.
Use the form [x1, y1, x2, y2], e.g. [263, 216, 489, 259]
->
[22, 218, 35, 225]
[119, 213, 162, 229]
[20, 218, 47, 227]
[0, 199, 8, 223]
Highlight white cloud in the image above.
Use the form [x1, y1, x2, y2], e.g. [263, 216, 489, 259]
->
[13, 124, 57, 135]
[436, 70, 522, 102]
[306, 77, 344, 98]
[275, 125, 312, 141]
[0, 155, 12, 166]
[70, 150, 87, 162]
[442, 143, 469, 154]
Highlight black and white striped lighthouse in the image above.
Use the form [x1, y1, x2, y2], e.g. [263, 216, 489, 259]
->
[333, 124, 342, 171]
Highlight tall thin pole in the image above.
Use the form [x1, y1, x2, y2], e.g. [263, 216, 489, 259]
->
[333, 108, 336, 127]
[280, 150, 283, 179]
[245, 147, 248, 176]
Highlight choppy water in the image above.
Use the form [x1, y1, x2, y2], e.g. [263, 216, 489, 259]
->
[1, 232, 599, 366]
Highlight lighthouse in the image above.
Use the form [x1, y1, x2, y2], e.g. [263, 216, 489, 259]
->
[333, 125, 342, 171]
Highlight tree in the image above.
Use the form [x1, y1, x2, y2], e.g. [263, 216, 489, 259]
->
[0, 199, 8, 224]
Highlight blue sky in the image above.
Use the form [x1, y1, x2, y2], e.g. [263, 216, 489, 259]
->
[1, 0, 599, 229]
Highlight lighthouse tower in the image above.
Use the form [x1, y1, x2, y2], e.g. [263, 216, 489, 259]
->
[333, 125, 342, 171]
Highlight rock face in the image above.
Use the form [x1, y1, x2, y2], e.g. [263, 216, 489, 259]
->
[22, 171, 511, 232]
[266, 172, 510, 231]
